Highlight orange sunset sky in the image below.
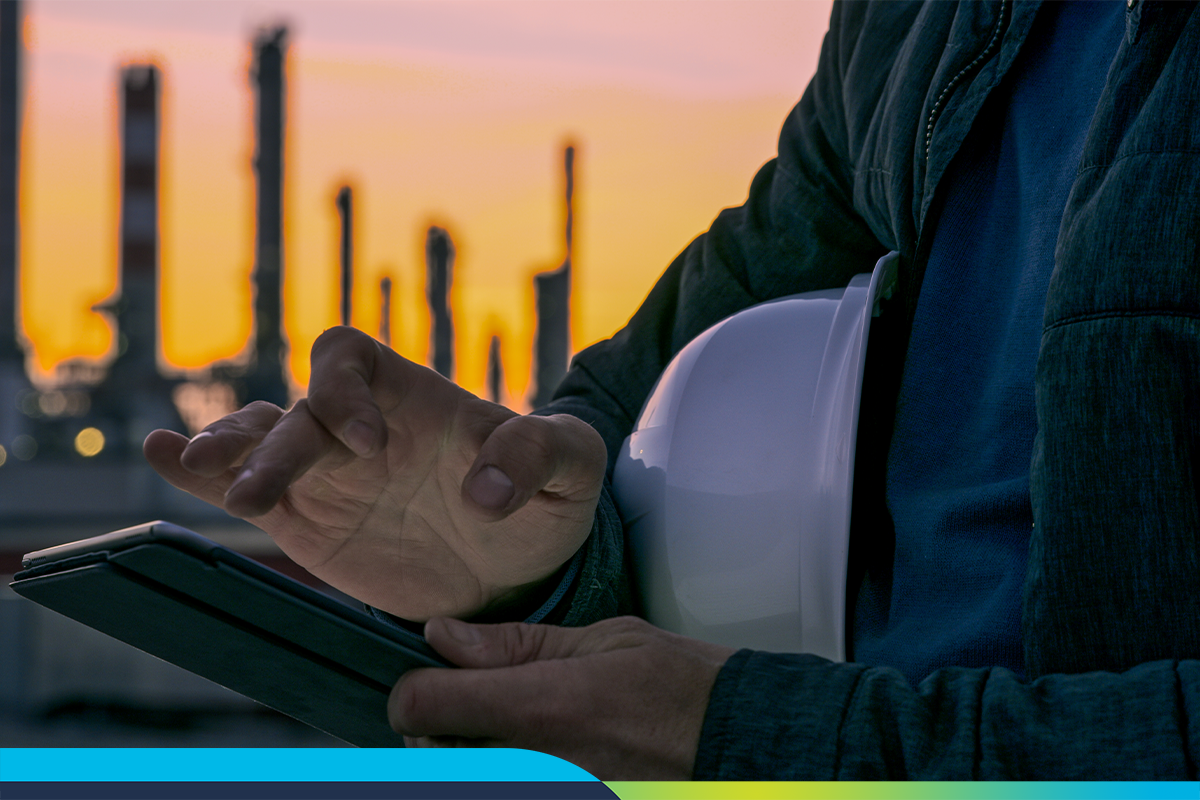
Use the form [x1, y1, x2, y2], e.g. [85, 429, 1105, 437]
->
[18, 0, 831, 408]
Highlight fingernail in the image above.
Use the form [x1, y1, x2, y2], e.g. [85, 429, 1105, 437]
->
[228, 467, 254, 492]
[467, 465, 514, 510]
[188, 431, 214, 444]
[343, 420, 376, 456]
[439, 617, 482, 646]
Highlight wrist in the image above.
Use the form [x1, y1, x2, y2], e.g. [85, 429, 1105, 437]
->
[469, 546, 584, 624]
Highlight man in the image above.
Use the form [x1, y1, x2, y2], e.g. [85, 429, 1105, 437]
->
[146, 0, 1200, 778]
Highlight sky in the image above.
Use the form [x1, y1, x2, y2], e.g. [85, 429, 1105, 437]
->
[18, 0, 832, 408]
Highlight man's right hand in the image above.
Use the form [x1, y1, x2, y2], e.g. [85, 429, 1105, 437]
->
[143, 326, 606, 622]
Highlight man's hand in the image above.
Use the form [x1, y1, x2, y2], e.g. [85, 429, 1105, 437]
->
[143, 326, 606, 620]
[389, 616, 735, 780]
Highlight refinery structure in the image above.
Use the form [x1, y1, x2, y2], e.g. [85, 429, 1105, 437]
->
[0, 1, 576, 744]
[0, 8, 575, 526]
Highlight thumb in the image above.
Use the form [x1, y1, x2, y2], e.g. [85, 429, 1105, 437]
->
[461, 413, 605, 519]
[423, 617, 586, 669]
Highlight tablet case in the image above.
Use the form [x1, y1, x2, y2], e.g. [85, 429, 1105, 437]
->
[9, 521, 450, 746]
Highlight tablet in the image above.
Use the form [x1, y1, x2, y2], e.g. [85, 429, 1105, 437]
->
[9, 520, 451, 746]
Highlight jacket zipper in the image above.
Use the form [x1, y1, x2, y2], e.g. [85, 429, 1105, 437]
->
[904, 1, 1011, 333]
[924, 0, 1010, 162]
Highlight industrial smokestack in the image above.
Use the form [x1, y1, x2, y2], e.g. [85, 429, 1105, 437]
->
[0, 0, 20, 366]
[528, 144, 574, 409]
[109, 64, 160, 382]
[379, 276, 392, 348]
[243, 25, 289, 407]
[425, 226, 454, 380]
[93, 64, 164, 387]
[336, 185, 352, 327]
[486, 334, 503, 406]
[0, 0, 29, 451]
[89, 63, 185, 453]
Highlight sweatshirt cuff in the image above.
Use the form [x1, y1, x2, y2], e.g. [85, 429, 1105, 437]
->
[694, 649, 868, 779]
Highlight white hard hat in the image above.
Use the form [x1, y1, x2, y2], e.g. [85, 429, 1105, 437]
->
[612, 251, 898, 661]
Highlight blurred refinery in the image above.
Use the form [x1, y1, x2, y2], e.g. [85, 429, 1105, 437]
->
[0, 0, 575, 745]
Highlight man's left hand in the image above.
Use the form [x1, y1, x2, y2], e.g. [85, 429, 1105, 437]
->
[389, 616, 735, 780]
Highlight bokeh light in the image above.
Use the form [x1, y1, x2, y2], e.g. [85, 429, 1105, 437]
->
[74, 426, 106, 457]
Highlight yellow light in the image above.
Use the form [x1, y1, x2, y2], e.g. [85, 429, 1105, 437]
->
[0, 445, 6, 467]
[75, 427, 105, 458]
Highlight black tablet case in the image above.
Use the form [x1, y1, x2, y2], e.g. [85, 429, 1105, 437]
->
[9, 521, 450, 746]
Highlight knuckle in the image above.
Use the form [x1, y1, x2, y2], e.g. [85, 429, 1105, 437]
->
[306, 379, 370, 420]
[304, 377, 342, 408]
[242, 400, 283, 415]
[551, 414, 606, 465]
[242, 403, 285, 430]
[201, 404, 279, 440]
[500, 621, 547, 663]
[201, 417, 265, 441]
[312, 325, 362, 352]
[593, 615, 654, 646]
[312, 326, 380, 371]
[602, 615, 649, 635]
[503, 417, 556, 469]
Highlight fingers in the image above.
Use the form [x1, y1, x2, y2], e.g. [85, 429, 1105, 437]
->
[389, 620, 592, 738]
[144, 400, 345, 519]
[177, 401, 286, 477]
[144, 428, 239, 508]
[221, 399, 344, 518]
[307, 326, 390, 458]
[462, 414, 605, 519]
[389, 661, 551, 741]
[422, 617, 594, 669]
[388, 617, 701, 758]
[389, 620, 585, 740]
[143, 401, 285, 507]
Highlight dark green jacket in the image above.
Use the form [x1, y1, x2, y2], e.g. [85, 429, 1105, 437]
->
[542, 0, 1200, 778]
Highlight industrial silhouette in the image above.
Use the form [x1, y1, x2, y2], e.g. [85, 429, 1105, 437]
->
[241, 25, 290, 409]
[89, 64, 186, 454]
[487, 333, 504, 406]
[425, 226, 455, 380]
[378, 275, 393, 348]
[0, 59, 220, 517]
[0, 14, 581, 488]
[336, 185, 353, 327]
[528, 144, 574, 409]
[0, 4, 586, 747]
[0, 0, 28, 455]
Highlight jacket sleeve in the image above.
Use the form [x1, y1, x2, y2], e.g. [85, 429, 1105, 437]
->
[695, 652, 1200, 779]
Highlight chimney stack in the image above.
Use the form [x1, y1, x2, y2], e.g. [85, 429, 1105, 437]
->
[89, 63, 185, 452]
[336, 185, 352, 327]
[243, 26, 289, 407]
[487, 334, 503, 406]
[0, 0, 21, 366]
[528, 144, 574, 409]
[0, 0, 29, 451]
[379, 276, 392, 347]
[425, 226, 454, 380]
[109, 64, 160, 382]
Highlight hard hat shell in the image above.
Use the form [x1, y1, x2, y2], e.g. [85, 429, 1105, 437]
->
[612, 252, 898, 661]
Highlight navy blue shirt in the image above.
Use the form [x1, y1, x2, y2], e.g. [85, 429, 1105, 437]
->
[853, 1, 1126, 684]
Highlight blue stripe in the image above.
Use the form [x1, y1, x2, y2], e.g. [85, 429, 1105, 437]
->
[0, 749, 598, 782]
